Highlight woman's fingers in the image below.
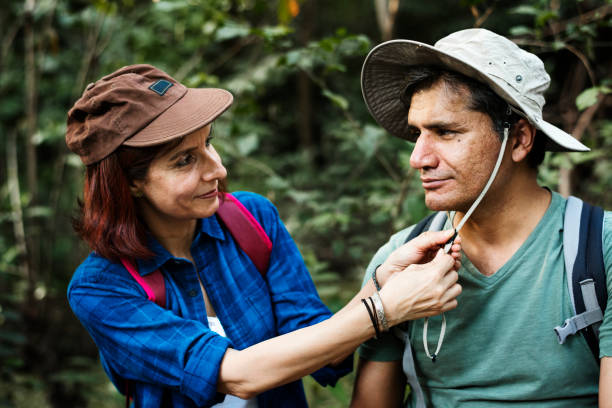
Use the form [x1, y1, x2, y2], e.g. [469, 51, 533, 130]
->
[382, 250, 462, 325]
[441, 283, 462, 304]
[410, 229, 455, 253]
[376, 230, 463, 288]
[429, 247, 455, 272]
[440, 270, 459, 289]
[440, 299, 459, 313]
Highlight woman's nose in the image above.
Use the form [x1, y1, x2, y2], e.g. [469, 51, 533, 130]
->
[202, 149, 227, 181]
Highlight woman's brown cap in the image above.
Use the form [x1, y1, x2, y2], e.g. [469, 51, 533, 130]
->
[66, 64, 233, 165]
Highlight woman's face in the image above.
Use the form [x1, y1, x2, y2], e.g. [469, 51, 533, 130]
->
[132, 124, 227, 229]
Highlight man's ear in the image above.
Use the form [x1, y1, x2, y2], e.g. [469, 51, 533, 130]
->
[510, 119, 536, 163]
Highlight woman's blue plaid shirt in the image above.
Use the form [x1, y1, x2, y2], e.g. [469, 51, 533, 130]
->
[68, 192, 352, 407]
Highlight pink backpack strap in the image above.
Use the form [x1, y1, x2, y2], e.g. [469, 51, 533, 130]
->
[120, 258, 166, 308]
[216, 193, 273, 277]
[119, 259, 166, 406]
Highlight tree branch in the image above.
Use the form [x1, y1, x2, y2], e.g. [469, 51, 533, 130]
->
[558, 92, 606, 197]
[544, 4, 612, 37]
[6, 130, 32, 287]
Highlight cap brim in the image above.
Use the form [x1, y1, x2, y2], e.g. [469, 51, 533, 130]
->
[361, 40, 589, 152]
[124, 88, 233, 146]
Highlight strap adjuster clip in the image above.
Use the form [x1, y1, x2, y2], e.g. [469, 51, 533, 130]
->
[554, 318, 577, 344]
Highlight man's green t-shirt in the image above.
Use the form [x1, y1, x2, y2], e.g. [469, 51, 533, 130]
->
[359, 192, 612, 407]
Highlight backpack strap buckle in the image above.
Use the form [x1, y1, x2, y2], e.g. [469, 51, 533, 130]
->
[554, 308, 603, 344]
[554, 278, 603, 344]
[554, 317, 578, 344]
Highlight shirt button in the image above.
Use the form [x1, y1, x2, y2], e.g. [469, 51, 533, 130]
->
[188, 289, 198, 297]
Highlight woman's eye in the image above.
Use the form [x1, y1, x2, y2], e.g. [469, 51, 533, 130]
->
[176, 154, 195, 167]
[205, 136, 214, 147]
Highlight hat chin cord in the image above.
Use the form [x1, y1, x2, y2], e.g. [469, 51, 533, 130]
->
[423, 126, 510, 362]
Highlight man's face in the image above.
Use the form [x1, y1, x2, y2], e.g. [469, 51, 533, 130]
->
[408, 80, 503, 213]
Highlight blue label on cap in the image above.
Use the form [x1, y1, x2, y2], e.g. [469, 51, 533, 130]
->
[149, 80, 173, 96]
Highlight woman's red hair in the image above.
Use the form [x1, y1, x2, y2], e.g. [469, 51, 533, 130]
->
[73, 151, 154, 262]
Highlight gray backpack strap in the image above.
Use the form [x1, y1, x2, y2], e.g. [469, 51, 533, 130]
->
[402, 334, 425, 408]
[563, 196, 582, 315]
[553, 196, 604, 346]
[396, 212, 447, 408]
[428, 212, 448, 234]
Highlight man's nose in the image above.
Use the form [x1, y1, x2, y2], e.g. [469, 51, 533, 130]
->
[409, 133, 437, 170]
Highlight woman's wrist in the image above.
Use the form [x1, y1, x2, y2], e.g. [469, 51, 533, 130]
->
[377, 284, 403, 328]
[373, 263, 395, 288]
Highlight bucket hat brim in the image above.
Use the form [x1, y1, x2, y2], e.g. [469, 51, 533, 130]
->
[361, 39, 589, 152]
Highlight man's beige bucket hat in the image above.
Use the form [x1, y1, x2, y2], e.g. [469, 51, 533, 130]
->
[361, 28, 589, 152]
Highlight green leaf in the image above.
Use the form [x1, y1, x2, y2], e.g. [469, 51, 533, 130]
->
[257, 25, 293, 41]
[552, 40, 566, 51]
[215, 21, 251, 41]
[25, 206, 53, 219]
[510, 5, 540, 16]
[535, 11, 559, 27]
[356, 125, 384, 158]
[509, 25, 533, 36]
[576, 86, 611, 110]
[236, 133, 259, 156]
[322, 89, 349, 110]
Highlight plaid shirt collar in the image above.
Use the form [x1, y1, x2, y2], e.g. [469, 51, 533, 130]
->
[136, 214, 226, 276]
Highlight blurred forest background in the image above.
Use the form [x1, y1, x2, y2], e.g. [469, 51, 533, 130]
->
[0, 0, 611, 406]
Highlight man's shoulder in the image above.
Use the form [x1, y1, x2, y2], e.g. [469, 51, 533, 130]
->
[387, 223, 418, 249]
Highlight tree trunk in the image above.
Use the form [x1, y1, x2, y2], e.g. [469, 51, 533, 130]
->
[297, 0, 315, 162]
[7, 130, 31, 287]
[24, 0, 38, 200]
[374, 0, 399, 41]
[23, 0, 39, 283]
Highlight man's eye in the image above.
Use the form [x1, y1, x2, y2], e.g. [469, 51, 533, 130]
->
[407, 127, 421, 140]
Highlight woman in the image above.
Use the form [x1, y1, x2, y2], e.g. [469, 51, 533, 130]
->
[66, 64, 462, 408]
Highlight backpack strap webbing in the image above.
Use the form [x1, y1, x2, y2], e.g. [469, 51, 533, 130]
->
[397, 211, 448, 408]
[404, 212, 448, 244]
[121, 258, 166, 308]
[554, 196, 606, 361]
[216, 193, 273, 277]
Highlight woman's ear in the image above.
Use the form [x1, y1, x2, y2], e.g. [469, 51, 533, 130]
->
[129, 181, 144, 198]
[510, 119, 536, 163]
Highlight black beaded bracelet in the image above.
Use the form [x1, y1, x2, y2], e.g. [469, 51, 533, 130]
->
[361, 298, 380, 339]
[372, 265, 382, 291]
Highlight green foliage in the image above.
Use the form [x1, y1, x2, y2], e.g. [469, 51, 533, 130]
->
[0, 0, 610, 406]
[576, 85, 612, 110]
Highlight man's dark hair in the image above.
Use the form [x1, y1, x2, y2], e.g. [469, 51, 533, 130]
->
[400, 66, 545, 169]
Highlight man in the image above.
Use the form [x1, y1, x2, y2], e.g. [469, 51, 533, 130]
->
[351, 28, 612, 407]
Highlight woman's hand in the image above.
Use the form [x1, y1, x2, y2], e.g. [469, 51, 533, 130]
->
[379, 248, 461, 327]
[376, 229, 461, 287]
